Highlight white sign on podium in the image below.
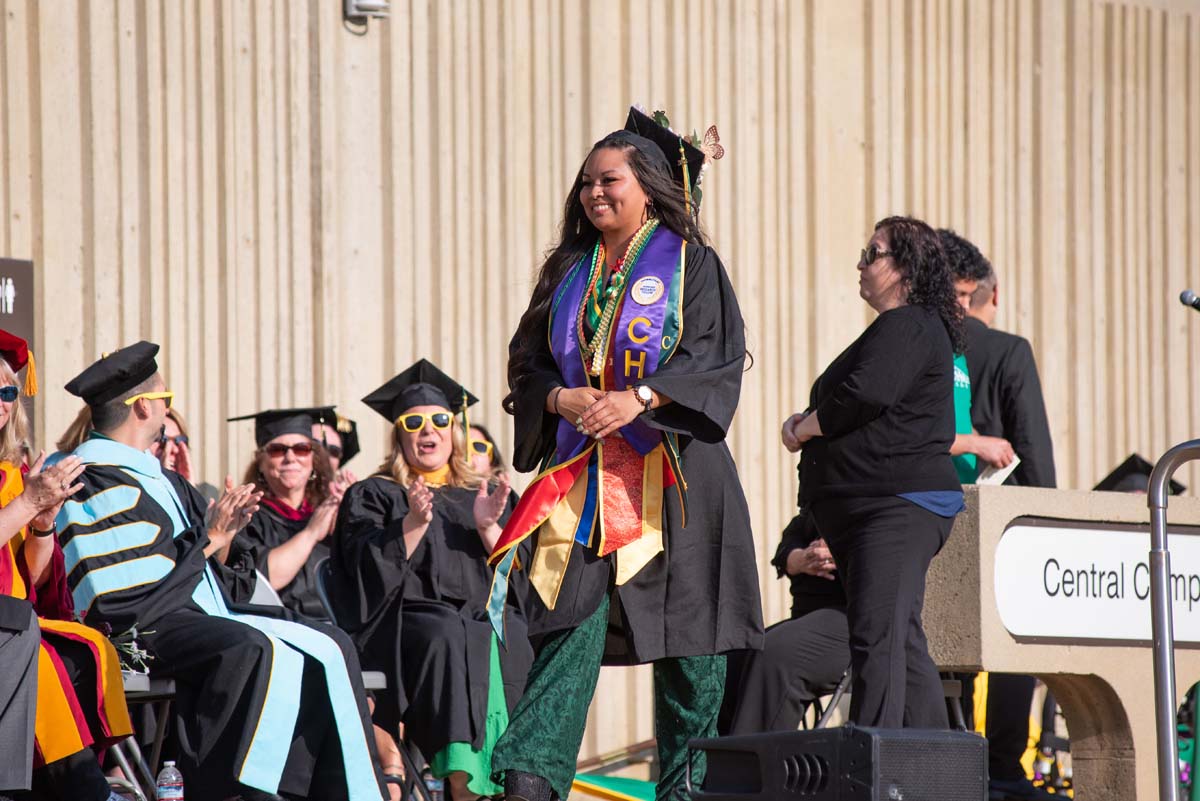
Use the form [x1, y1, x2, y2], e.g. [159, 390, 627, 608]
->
[994, 519, 1200, 645]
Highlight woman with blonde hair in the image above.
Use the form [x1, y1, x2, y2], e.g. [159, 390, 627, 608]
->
[0, 330, 132, 801]
[55, 406, 93, 454]
[332, 359, 532, 801]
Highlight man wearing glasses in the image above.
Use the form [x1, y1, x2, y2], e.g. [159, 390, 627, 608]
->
[53, 342, 387, 801]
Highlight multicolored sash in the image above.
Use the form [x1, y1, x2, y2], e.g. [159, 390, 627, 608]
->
[488, 227, 688, 641]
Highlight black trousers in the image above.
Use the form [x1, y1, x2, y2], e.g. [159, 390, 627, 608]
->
[720, 605, 849, 734]
[812, 496, 952, 729]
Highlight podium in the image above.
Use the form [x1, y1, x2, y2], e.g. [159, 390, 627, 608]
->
[925, 485, 1200, 800]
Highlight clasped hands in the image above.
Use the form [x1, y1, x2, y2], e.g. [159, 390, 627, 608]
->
[555, 386, 644, 440]
[781, 410, 821, 453]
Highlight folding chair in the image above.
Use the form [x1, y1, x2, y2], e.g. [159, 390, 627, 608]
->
[314, 557, 428, 801]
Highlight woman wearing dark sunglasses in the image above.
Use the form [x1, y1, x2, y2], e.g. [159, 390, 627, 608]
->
[149, 407, 194, 483]
[0, 330, 134, 801]
[781, 216, 965, 729]
[332, 360, 532, 801]
[230, 407, 348, 620]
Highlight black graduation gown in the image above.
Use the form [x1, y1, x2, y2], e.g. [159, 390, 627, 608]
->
[331, 476, 533, 756]
[55, 441, 384, 801]
[507, 242, 764, 664]
[241, 502, 330, 619]
[963, 317, 1057, 488]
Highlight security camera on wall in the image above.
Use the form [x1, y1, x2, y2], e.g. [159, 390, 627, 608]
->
[344, 0, 389, 22]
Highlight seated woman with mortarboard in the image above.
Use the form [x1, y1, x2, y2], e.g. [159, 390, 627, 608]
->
[330, 359, 533, 801]
[230, 407, 351, 620]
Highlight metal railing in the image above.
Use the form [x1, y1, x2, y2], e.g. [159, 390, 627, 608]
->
[1148, 440, 1200, 801]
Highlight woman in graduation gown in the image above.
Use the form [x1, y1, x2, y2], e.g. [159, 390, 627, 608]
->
[331, 361, 533, 801]
[233, 407, 346, 618]
[488, 108, 763, 801]
[0, 331, 132, 801]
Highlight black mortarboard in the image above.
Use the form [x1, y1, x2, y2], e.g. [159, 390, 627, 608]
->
[311, 413, 361, 465]
[65, 341, 160, 407]
[227, 406, 336, 448]
[362, 359, 478, 423]
[333, 415, 360, 465]
[622, 107, 705, 193]
[1094, 453, 1186, 495]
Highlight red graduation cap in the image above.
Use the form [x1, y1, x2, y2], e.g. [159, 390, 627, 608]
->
[0, 329, 36, 396]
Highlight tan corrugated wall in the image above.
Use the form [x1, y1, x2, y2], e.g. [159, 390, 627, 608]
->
[2, 0, 1199, 760]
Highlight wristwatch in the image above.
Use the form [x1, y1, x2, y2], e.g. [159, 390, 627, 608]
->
[633, 385, 654, 412]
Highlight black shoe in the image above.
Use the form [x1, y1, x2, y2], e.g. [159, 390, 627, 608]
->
[988, 777, 1059, 801]
[504, 771, 557, 801]
[236, 788, 286, 801]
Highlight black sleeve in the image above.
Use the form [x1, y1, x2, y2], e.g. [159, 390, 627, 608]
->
[1001, 340, 1058, 488]
[771, 512, 817, 579]
[639, 245, 747, 443]
[209, 535, 263, 605]
[814, 310, 928, 438]
[330, 478, 410, 631]
[507, 318, 564, 473]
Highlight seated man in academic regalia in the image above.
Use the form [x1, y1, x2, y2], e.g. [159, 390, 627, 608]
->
[53, 342, 386, 801]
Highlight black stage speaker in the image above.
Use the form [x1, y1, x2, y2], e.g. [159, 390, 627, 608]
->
[688, 725, 987, 801]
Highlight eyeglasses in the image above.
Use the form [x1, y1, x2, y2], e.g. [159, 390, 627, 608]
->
[263, 441, 314, 458]
[0, 386, 18, 403]
[158, 433, 189, 448]
[124, 391, 174, 409]
[469, 439, 494, 458]
[859, 244, 896, 266]
[397, 412, 452, 433]
[325, 444, 344, 459]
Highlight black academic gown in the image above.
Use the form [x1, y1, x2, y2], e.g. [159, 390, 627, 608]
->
[241, 501, 330, 619]
[507, 242, 764, 663]
[331, 476, 533, 756]
[56, 442, 384, 801]
[964, 316, 1057, 488]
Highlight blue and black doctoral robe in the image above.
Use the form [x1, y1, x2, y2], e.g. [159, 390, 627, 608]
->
[53, 436, 385, 801]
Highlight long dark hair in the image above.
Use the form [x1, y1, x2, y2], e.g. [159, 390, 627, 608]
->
[875, 216, 966, 353]
[504, 135, 707, 412]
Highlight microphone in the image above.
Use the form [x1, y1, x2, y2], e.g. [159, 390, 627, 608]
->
[1181, 290, 1200, 311]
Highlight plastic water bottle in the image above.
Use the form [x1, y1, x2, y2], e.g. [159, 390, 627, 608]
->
[155, 760, 184, 800]
[421, 768, 443, 801]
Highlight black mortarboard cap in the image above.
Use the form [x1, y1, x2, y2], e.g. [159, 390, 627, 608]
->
[623, 107, 705, 193]
[362, 359, 478, 423]
[1094, 453, 1186, 495]
[227, 406, 336, 448]
[333, 415, 360, 465]
[65, 341, 160, 407]
[311, 413, 361, 465]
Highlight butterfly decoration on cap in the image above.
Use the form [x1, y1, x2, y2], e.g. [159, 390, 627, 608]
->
[644, 107, 725, 211]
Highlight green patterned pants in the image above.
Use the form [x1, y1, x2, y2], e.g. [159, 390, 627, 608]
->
[491, 593, 726, 801]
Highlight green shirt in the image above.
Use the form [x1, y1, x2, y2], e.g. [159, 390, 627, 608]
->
[952, 352, 977, 484]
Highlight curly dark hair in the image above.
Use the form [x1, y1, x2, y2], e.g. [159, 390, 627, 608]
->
[938, 228, 996, 309]
[874, 216, 966, 353]
[241, 439, 336, 508]
[504, 134, 707, 413]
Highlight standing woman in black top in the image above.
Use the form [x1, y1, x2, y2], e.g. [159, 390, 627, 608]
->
[782, 215, 965, 729]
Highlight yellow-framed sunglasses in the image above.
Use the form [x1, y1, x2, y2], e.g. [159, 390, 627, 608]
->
[469, 439, 494, 459]
[124, 391, 174, 409]
[396, 411, 452, 433]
